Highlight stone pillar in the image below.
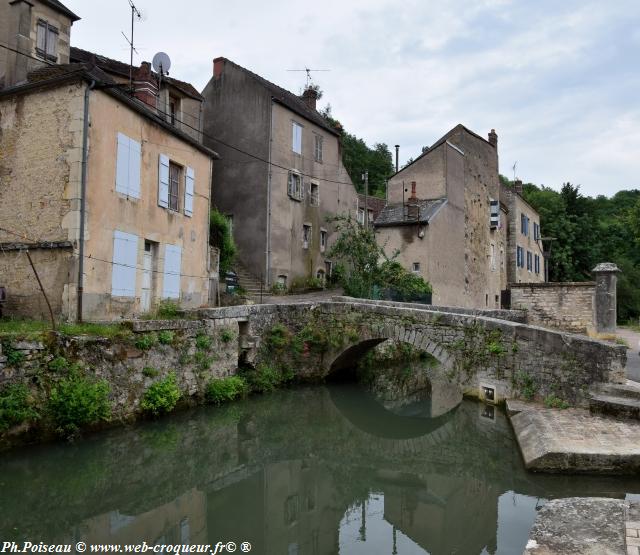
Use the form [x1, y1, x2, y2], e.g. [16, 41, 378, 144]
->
[592, 262, 620, 333]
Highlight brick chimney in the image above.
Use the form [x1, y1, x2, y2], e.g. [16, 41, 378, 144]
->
[302, 87, 319, 111]
[488, 129, 498, 148]
[410, 181, 417, 200]
[213, 57, 225, 79]
[514, 179, 523, 195]
[132, 62, 158, 108]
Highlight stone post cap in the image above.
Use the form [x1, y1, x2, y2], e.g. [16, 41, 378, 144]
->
[592, 262, 621, 273]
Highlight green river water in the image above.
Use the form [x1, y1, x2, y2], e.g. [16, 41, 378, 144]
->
[1, 384, 639, 554]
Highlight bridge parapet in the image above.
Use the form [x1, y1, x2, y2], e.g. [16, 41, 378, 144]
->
[197, 298, 626, 406]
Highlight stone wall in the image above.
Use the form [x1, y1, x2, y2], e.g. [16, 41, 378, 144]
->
[510, 282, 595, 334]
[0, 318, 239, 448]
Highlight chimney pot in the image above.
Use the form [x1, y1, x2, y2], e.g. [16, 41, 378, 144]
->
[514, 179, 523, 194]
[488, 128, 498, 148]
[213, 57, 225, 79]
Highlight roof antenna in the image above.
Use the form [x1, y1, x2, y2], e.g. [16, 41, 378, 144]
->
[123, 0, 142, 93]
[286, 67, 330, 88]
[512, 161, 518, 181]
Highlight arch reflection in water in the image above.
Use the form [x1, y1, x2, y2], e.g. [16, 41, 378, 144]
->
[1, 387, 639, 554]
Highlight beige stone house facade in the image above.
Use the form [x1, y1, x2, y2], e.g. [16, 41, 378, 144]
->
[201, 58, 358, 288]
[375, 125, 509, 308]
[0, 0, 79, 89]
[500, 180, 545, 284]
[0, 65, 217, 321]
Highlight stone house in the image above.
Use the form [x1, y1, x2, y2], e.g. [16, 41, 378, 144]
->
[0, 0, 79, 89]
[375, 125, 510, 308]
[0, 60, 218, 321]
[201, 58, 358, 289]
[500, 179, 545, 284]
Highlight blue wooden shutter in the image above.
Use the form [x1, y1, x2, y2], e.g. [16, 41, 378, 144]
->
[116, 133, 129, 196]
[184, 166, 194, 217]
[128, 137, 141, 198]
[158, 154, 170, 208]
[162, 244, 182, 299]
[111, 230, 138, 297]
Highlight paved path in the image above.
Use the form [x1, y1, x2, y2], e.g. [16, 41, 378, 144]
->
[617, 327, 640, 382]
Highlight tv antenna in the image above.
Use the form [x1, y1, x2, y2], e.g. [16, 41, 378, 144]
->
[512, 161, 518, 181]
[286, 67, 330, 87]
[123, 0, 142, 93]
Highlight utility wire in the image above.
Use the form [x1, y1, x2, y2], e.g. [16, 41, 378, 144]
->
[0, 41, 359, 188]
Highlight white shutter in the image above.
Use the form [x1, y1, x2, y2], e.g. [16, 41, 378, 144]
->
[184, 166, 194, 217]
[111, 230, 138, 297]
[128, 137, 141, 198]
[162, 244, 182, 299]
[116, 133, 130, 196]
[158, 154, 170, 208]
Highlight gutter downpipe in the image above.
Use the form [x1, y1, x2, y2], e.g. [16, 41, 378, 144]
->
[77, 79, 95, 322]
[265, 98, 274, 287]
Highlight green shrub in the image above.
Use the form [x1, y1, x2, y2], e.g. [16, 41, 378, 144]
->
[195, 333, 212, 351]
[142, 366, 159, 378]
[141, 373, 181, 416]
[206, 376, 248, 405]
[245, 364, 287, 393]
[265, 324, 290, 350]
[156, 300, 181, 319]
[544, 395, 569, 409]
[516, 372, 536, 400]
[48, 356, 69, 372]
[134, 333, 158, 350]
[158, 330, 175, 345]
[0, 383, 39, 431]
[220, 329, 234, 343]
[487, 341, 507, 356]
[210, 209, 237, 274]
[47, 373, 111, 435]
[3, 343, 25, 367]
[194, 351, 214, 371]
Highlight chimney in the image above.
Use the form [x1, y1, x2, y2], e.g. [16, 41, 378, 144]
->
[5, 0, 34, 87]
[410, 181, 417, 200]
[514, 179, 523, 195]
[132, 62, 158, 108]
[301, 87, 319, 111]
[213, 57, 225, 79]
[488, 129, 498, 148]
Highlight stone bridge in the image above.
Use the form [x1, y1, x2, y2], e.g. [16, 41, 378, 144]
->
[198, 297, 626, 406]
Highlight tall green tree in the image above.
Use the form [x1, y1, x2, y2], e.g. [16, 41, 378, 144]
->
[321, 106, 394, 198]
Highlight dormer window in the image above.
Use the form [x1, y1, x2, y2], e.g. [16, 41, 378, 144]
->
[36, 20, 58, 62]
[169, 95, 179, 126]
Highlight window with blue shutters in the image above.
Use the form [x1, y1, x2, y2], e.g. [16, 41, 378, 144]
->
[111, 230, 138, 297]
[527, 251, 532, 271]
[162, 244, 182, 299]
[158, 154, 170, 208]
[184, 166, 194, 217]
[115, 133, 141, 198]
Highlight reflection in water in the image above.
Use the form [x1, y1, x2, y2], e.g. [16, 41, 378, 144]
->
[1, 385, 639, 554]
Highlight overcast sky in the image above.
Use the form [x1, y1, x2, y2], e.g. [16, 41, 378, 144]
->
[64, 0, 639, 197]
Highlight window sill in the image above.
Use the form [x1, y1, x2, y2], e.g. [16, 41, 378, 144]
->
[288, 193, 304, 202]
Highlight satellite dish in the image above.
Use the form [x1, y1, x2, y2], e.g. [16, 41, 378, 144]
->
[152, 52, 171, 75]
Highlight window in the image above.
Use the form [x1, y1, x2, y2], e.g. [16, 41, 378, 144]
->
[169, 96, 179, 126]
[368, 209, 374, 224]
[357, 208, 365, 225]
[320, 229, 327, 253]
[489, 199, 500, 229]
[292, 122, 302, 154]
[36, 20, 58, 62]
[303, 224, 311, 249]
[412, 262, 421, 273]
[288, 171, 303, 200]
[309, 182, 319, 206]
[277, 275, 288, 288]
[526, 250, 532, 271]
[111, 230, 138, 297]
[534, 254, 540, 274]
[490, 243, 496, 271]
[314, 134, 323, 162]
[162, 244, 182, 299]
[168, 162, 181, 211]
[533, 222, 540, 241]
[521, 213, 529, 236]
[316, 269, 325, 284]
[516, 246, 524, 268]
[116, 133, 141, 198]
[184, 167, 194, 217]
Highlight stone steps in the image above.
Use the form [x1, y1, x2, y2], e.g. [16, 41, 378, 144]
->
[589, 383, 640, 420]
[233, 262, 266, 299]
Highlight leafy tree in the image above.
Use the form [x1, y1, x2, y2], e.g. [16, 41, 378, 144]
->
[321, 106, 394, 198]
[328, 215, 431, 301]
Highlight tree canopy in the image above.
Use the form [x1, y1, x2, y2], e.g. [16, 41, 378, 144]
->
[321, 106, 394, 199]
[501, 176, 640, 322]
